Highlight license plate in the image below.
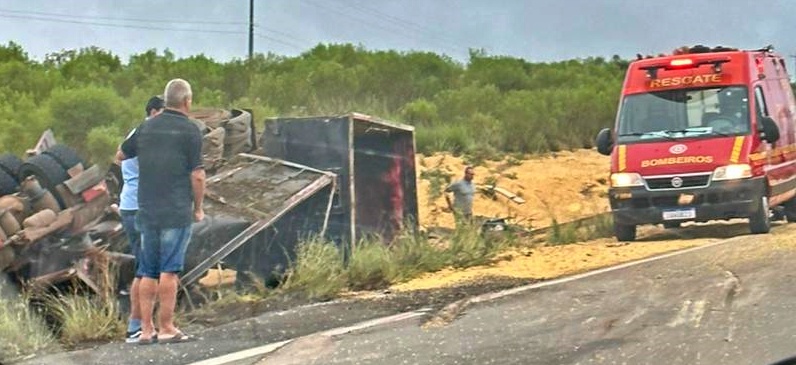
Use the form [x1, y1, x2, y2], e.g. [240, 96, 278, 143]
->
[663, 208, 696, 221]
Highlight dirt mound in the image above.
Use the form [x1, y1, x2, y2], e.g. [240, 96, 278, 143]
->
[416, 149, 610, 229]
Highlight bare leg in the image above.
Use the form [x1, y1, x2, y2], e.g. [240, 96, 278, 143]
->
[157, 272, 180, 336]
[129, 277, 141, 322]
[139, 277, 158, 339]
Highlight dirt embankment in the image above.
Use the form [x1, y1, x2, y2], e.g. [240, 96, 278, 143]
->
[416, 149, 611, 230]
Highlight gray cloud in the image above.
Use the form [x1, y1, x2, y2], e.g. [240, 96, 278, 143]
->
[1, 0, 794, 64]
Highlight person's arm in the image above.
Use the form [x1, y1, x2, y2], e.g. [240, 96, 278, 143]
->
[119, 127, 139, 161]
[113, 147, 124, 166]
[186, 124, 205, 222]
[444, 181, 456, 211]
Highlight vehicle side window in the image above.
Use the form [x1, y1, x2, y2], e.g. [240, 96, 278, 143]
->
[755, 86, 769, 118]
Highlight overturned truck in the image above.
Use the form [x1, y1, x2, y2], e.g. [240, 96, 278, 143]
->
[0, 110, 418, 295]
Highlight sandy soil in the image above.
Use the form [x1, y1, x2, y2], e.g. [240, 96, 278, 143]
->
[416, 149, 611, 230]
[202, 148, 756, 295]
[391, 220, 756, 292]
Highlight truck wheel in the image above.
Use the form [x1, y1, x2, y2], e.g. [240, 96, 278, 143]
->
[749, 195, 771, 234]
[663, 222, 681, 229]
[0, 168, 18, 196]
[0, 154, 23, 183]
[19, 154, 70, 209]
[783, 199, 796, 222]
[614, 222, 637, 241]
[42, 144, 85, 171]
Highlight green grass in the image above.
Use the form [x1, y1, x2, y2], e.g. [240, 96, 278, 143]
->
[419, 166, 453, 203]
[0, 286, 54, 362]
[44, 292, 124, 346]
[279, 224, 514, 297]
[347, 237, 397, 291]
[281, 236, 346, 300]
[390, 230, 448, 282]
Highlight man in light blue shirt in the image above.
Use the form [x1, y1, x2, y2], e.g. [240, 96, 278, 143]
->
[116, 96, 163, 343]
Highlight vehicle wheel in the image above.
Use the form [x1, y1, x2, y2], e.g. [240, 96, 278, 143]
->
[0, 168, 18, 196]
[663, 221, 681, 229]
[614, 222, 637, 241]
[749, 195, 771, 234]
[19, 154, 70, 209]
[783, 199, 796, 222]
[42, 144, 85, 171]
[0, 154, 23, 183]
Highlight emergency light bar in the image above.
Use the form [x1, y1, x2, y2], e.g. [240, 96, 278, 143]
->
[669, 59, 693, 67]
[640, 56, 731, 79]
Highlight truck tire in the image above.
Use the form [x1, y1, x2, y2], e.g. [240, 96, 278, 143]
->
[0, 168, 18, 196]
[19, 154, 70, 209]
[749, 195, 771, 234]
[0, 154, 23, 182]
[783, 199, 796, 222]
[614, 222, 637, 241]
[42, 144, 85, 171]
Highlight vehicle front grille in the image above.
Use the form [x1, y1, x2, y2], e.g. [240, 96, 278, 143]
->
[644, 174, 711, 190]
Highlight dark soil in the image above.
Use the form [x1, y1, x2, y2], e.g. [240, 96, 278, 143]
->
[182, 275, 537, 328]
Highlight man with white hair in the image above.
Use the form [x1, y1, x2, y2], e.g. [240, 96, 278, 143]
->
[120, 78, 205, 345]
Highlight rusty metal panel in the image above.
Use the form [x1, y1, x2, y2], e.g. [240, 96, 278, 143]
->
[260, 113, 419, 246]
[181, 154, 337, 287]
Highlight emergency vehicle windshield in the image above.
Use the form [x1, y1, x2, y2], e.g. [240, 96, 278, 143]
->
[616, 86, 750, 143]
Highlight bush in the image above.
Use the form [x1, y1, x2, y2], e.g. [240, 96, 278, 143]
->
[86, 125, 122, 168]
[47, 86, 135, 153]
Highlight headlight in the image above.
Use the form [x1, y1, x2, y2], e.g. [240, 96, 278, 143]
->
[610, 172, 644, 187]
[712, 164, 752, 181]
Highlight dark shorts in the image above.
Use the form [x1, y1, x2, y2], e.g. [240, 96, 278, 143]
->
[136, 218, 192, 279]
[120, 209, 141, 278]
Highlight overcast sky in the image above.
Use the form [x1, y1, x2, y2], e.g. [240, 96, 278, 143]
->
[1, 0, 796, 64]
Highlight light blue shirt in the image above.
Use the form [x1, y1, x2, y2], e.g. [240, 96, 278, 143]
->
[119, 126, 140, 211]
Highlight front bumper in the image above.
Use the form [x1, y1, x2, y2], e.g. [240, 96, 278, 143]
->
[609, 177, 766, 226]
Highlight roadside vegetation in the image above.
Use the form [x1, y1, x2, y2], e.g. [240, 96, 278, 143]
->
[0, 41, 628, 166]
[0, 41, 643, 357]
[0, 285, 54, 363]
[280, 224, 514, 299]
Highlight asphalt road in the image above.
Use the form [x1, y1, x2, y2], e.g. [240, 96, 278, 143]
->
[254, 226, 796, 365]
[20, 223, 796, 365]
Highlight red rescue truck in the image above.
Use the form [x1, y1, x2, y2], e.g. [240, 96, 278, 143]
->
[596, 45, 796, 241]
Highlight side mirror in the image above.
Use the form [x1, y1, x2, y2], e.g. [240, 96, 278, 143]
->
[595, 128, 614, 156]
[759, 116, 780, 144]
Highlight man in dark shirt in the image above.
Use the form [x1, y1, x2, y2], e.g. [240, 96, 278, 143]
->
[120, 78, 205, 344]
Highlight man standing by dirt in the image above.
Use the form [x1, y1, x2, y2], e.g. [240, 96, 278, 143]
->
[120, 79, 205, 344]
[115, 95, 164, 344]
[445, 166, 475, 224]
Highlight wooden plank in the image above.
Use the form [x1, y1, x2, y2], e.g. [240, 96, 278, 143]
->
[478, 185, 526, 205]
[237, 153, 337, 177]
[67, 163, 85, 178]
[64, 165, 104, 194]
[180, 174, 334, 288]
[208, 166, 245, 185]
[56, 184, 84, 208]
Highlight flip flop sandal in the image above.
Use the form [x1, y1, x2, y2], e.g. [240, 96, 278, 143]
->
[137, 334, 158, 346]
[158, 331, 195, 344]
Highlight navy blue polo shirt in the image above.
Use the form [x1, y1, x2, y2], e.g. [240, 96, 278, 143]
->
[121, 109, 203, 229]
